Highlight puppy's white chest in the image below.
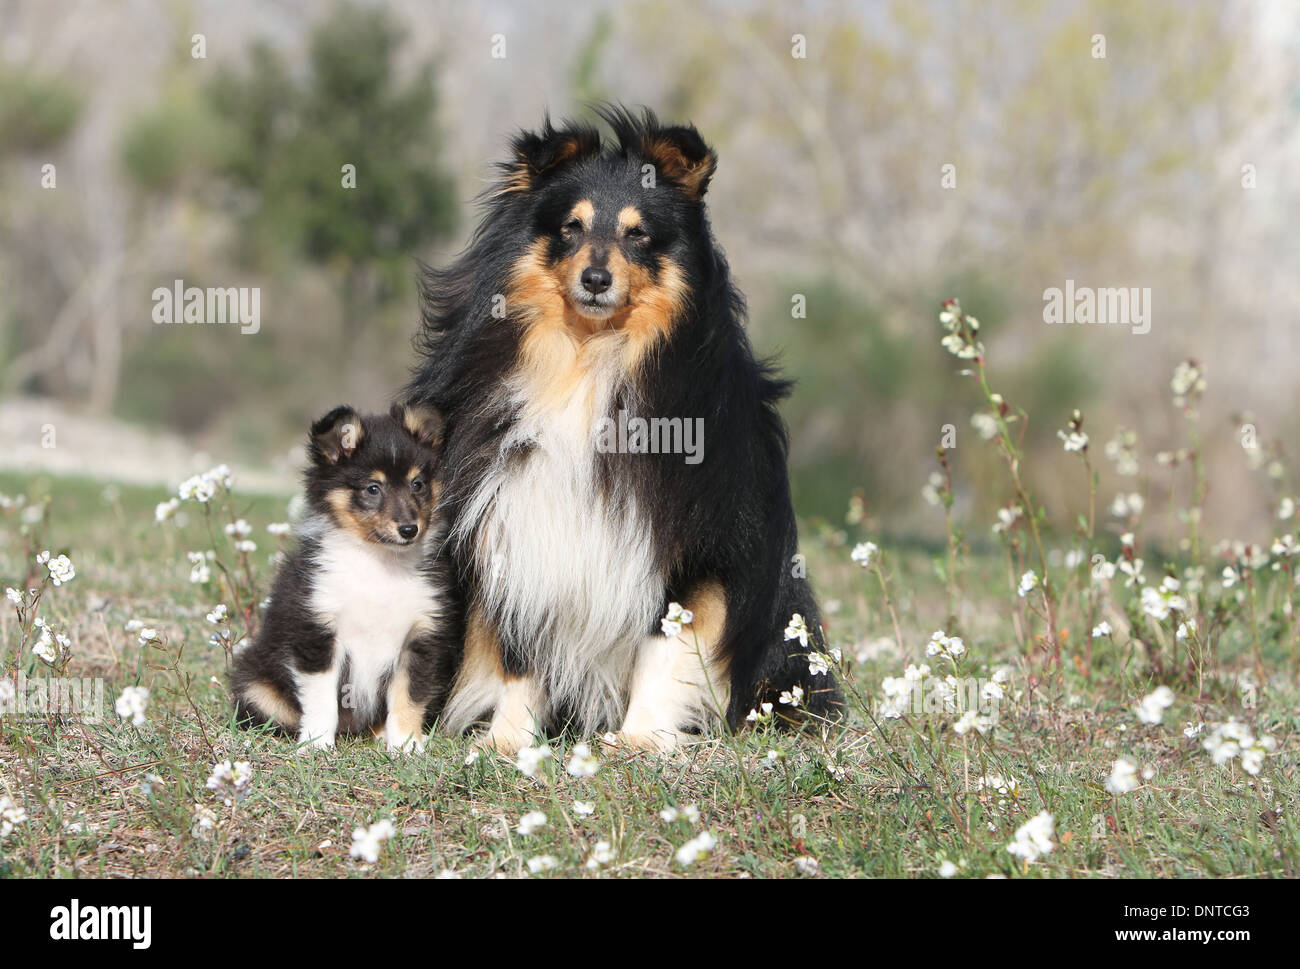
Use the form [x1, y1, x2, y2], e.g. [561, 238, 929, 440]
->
[308, 530, 438, 716]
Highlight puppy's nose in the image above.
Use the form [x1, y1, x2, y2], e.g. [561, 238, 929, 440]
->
[397, 523, 418, 540]
[580, 266, 612, 294]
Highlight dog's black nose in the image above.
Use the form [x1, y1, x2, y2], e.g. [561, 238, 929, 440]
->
[580, 266, 612, 294]
[398, 523, 418, 540]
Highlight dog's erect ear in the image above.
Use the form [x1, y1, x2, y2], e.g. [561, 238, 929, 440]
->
[640, 125, 717, 201]
[599, 106, 717, 201]
[498, 117, 601, 195]
[310, 406, 363, 464]
[390, 401, 444, 453]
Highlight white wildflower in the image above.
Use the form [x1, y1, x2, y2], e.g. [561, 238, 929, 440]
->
[0, 795, 27, 837]
[566, 742, 599, 778]
[1017, 571, 1038, 598]
[224, 519, 252, 539]
[674, 830, 717, 866]
[1136, 686, 1175, 725]
[115, 686, 150, 726]
[1058, 429, 1089, 453]
[515, 744, 553, 778]
[349, 818, 397, 863]
[586, 841, 615, 868]
[850, 542, 877, 568]
[527, 854, 559, 873]
[187, 551, 212, 584]
[660, 601, 694, 638]
[516, 810, 547, 835]
[44, 554, 75, 586]
[971, 413, 998, 440]
[1105, 759, 1139, 794]
[205, 760, 253, 805]
[1006, 811, 1055, 865]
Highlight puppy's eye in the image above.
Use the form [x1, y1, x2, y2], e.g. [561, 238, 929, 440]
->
[625, 225, 648, 242]
[364, 483, 382, 496]
[560, 218, 583, 237]
[411, 478, 425, 493]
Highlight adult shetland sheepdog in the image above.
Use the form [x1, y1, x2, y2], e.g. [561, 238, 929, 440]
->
[406, 106, 840, 753]
[231, 404, 461, 752]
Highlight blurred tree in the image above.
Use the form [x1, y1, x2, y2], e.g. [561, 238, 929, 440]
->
[0, 69, 84, 399]
[202, 1, 457, 333]
[0, 70, 81, 153]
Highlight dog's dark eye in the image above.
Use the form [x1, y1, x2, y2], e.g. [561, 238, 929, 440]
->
[411, 478, 424, 493]
[560, 218, 583, 237]
[364, 483, 381, 496]
[625, 225, 648, 242]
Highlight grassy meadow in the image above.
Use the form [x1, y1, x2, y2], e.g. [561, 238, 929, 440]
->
[1, 305, 1297, 879]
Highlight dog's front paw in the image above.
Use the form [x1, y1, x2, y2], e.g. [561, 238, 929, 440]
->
[605, 728, 684, 754]
[384, 726, 427, 755]
[472, 729, 527, 757]
[296, 731, 336, 755]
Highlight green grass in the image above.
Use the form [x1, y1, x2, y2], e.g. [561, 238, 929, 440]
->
[0, 468, 1297, 879]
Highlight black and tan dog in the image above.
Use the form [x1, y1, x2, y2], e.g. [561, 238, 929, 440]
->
[231, 404, 461, 752]
[406, 106, 840, 753]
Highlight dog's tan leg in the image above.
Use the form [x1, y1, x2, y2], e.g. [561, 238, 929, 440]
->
[442, 606, 545, 755]
[383, 662, 427, 754]
[616, 580, 729, 752]
[240, 679, 301, 732]
[478, 674, 545, 756]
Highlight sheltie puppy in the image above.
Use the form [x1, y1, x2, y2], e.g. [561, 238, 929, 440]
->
[405, 105, 841, 753]
[231, 404, 461, 752]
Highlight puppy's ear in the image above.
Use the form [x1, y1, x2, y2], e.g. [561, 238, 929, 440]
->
[640, 125, 717, 201]
[310, 406, 363, 464]
[497, 117, 601, 195]
[391, 401, 444, 453]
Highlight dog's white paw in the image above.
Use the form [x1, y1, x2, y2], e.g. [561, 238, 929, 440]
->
[605, 728, 684, 754]
[296, 731, 335, 755]
[384, 727, 427, 755]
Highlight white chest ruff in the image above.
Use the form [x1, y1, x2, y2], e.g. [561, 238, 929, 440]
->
[306, 526, 442, 722]
[456, 353, 664, 726]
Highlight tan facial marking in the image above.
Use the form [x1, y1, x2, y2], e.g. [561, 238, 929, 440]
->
[569, 199, 594, 229]
[326, 487, 376, 542]
[617, 206, 641, 232]
[506, 236, 689, 419]
[618, 257, 687, 372]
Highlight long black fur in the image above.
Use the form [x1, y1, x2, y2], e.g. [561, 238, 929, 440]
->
[404, 105, 840, 729]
